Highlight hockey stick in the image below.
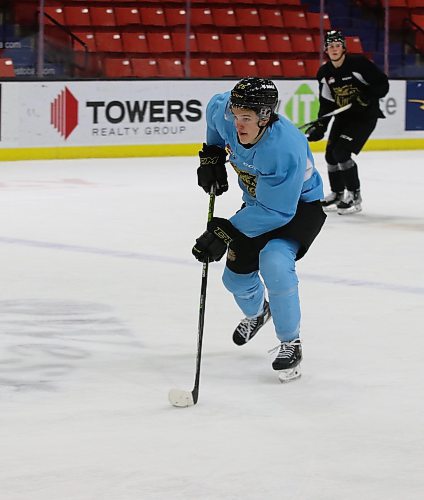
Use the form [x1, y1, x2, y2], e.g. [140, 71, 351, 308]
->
[168, 186, 216, 407]
[298, 103, 352, 130]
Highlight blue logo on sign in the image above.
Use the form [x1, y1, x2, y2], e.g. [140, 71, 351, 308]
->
[406, 81, 424, 130]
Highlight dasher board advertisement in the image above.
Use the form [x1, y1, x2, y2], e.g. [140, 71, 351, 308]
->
[1, 80, 206, 147]
[0, 79, 421, 153]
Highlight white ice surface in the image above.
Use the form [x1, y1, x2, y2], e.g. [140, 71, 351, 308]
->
[0, 151, 423, 500]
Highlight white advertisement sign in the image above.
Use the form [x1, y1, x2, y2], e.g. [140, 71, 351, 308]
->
[2, 80, 208, 147]
[0, 79, 418, 150]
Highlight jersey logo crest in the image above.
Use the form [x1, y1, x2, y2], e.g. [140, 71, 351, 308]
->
[333, 85, 358, 108]
[230, 162, 257, 197]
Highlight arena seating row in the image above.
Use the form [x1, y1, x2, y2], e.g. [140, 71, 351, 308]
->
[101, 56, 320, 78]
[41, 0, 305, 4]
[3, 0, 372, 78]
[41, 0, 306, 7]
[37, 2, 340, 77]
[0, 54, 328, 79]
[67, 31, 364, 77]
[42, 5, 330, 31]
[71, 31, 364, 55]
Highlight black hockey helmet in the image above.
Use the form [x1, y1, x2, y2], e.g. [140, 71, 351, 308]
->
[230, 77, 278, 120]
[324, 30, 346, 49]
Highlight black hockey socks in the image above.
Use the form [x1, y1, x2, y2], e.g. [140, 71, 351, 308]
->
[328, 168, 345, 193]
[339, 160, 360, 192]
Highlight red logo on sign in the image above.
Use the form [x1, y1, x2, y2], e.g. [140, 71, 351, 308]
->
[50, 87, 78, 139]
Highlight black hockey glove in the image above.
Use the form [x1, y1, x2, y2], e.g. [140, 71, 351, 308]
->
[305, 122, 326, 142]
[192, 217, 252, 263]
[192, 231, 227, 263]
[197, 143, 228, 196]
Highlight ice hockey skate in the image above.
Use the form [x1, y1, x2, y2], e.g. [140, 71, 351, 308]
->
[270, 339, 302, 383]
[233, 300, 271, 346]
[337, 189, 362, 215]
[320, 191, 344, 212]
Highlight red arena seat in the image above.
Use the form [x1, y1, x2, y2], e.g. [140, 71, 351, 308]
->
[170, 32, 198, 53]
[258, 8, 284, 28]
[283, 9, 308, 29]
[89, 7, 116, 27]
[211, 8, 238, 27]
[235, 7, 262, 27]
[132, 58, 159, 78]
[304, 59, 323, 77]
[103, 57, 132, 78]
[243, 33, 270, 53]
[115, 7, 141, 26]
[121, 33, 148, 53]
[208, 58, 235, 77]
[291, 33, 317, 53]
[267, 33, 293, 53]
[64, 6, 92, 26]
[0, 57, 15, 77]
[95, 32, 123, 53]
[233, 58, 258, 77]
[157, 58, 185, 77]
[191, 7, 214, 26]
[44, 6, 65, 25]
[345, 36, 364, 53]
[146, 33, 173, 53]
[139, 7, 166, 27]
[72, 32, 97, 52]
[189, 58, 211, 78]
[256, 59, 284, 77]
[281, 59, 306, 77]
[221, 33, 245, 53]
[196, 33, 222, 53]
[164, 8, 187, 27]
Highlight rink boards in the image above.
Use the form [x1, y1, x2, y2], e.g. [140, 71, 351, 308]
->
[0, 79, 422, 161]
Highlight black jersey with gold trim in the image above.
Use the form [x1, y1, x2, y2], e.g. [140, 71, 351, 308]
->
[316, 54, 389, 122]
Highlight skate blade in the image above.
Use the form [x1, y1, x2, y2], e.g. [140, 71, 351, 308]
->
[278, 366, 301, 383]
[322, 204, 338, 213]
[337, 205, 362, 215]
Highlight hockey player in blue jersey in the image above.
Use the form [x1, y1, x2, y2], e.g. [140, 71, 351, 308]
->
[192, 77, 326, 382]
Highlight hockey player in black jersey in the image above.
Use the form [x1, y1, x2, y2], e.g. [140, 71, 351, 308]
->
[306, 30, 389, 214]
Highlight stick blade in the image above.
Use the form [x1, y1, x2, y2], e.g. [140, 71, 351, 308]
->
[168, 388, 195, 408]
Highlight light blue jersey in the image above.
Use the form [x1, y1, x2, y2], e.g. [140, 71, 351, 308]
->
[206, 91, 324, 237]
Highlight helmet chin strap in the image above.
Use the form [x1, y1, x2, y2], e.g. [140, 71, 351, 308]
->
[255, 124, 267, 139]
[255, 113, 278, 140]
